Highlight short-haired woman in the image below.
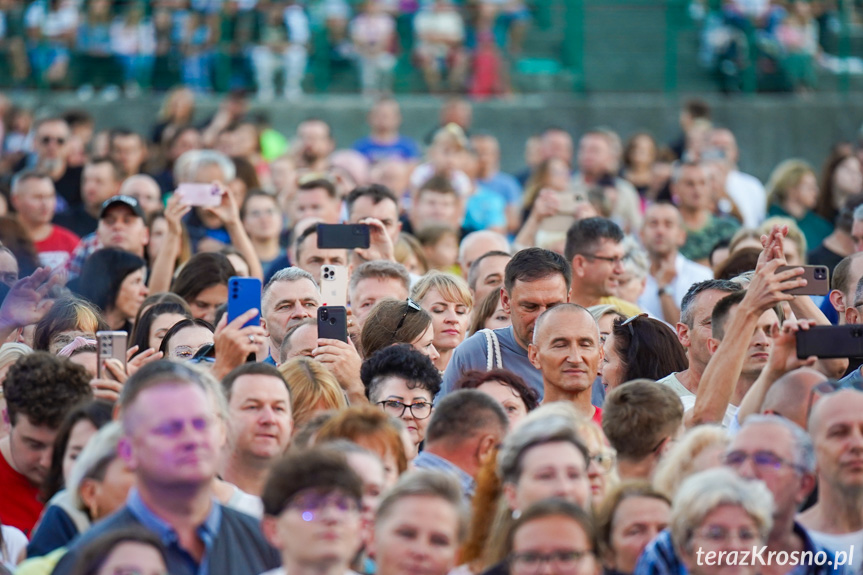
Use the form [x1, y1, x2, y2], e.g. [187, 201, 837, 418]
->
[412, 271, 474, 372]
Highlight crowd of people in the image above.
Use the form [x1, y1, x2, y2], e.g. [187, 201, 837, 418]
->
[0, 91, 861, 575]
[0, 0, 527, 97]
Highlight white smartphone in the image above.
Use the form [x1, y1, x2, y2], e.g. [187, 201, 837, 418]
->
[321, 265, 348, 308]
[176, 183, 223, 207]
[96, 331, 127, 381]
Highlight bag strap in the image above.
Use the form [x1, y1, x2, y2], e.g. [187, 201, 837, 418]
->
[480, 329, 503, 370]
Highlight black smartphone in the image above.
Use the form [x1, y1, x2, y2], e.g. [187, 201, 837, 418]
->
[318, 306, 348, 343]
[797, 325, 863, 358]
[777, 265, 830, 296]
[317, 224, 370, 250]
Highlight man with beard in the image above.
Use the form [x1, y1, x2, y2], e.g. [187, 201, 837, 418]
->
[295, 119, 335, 172]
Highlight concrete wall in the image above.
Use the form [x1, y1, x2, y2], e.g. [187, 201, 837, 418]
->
[11, 92, 863, 182]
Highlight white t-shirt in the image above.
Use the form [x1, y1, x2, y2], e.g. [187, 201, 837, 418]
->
[410, 163, 472, 197]
[726, 169, 766, 229]
[2, 524, 28, 569]
[225, 486, 264, 518]
[639, 254, 714, 323]
[808, 529, 863, 574]
[662, 372, 740, 429]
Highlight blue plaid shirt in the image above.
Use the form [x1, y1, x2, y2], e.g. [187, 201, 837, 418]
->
[635, 523, 851, 575]
[413, 451, 475, 503]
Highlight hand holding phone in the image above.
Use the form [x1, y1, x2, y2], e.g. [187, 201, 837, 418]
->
[777, 265, 829, 296]
[176, 183, 223, 207]
[97, 331, 127, 381]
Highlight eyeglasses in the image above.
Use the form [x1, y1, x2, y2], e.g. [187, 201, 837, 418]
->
[393, 298, 422, 337]
[286, 490, 360, 520]
[588, 451, 616, 474]
[650, 434, 675, 454]
[695, 525, 760, 545]
[377, 399, 433, 419]
[723, 450, 805, 473]
[582, 253, 624, 266]
[617, 312, 648, 336]
[508, 549, 593, 575]
[40, 135, 66, 145]
[188, 343, 216, 364]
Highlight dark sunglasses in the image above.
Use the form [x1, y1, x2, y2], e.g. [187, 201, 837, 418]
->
[41, 136, 66, 145]
[393, 298, 422, 337]
[617, 312, 648, 336]
[189, 343, 216, 364]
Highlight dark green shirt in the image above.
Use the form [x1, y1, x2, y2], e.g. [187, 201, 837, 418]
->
[767, 204, 833, 252]
[681, 214, 741, 263]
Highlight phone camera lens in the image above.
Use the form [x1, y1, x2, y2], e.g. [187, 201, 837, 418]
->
[321, 309, 328, 319]
[816, 269, 826, 280]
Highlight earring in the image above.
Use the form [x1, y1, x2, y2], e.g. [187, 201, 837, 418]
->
[512, 509, 521, 520]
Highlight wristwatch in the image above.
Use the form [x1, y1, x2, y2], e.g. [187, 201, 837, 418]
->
[657, 286, 668, 297]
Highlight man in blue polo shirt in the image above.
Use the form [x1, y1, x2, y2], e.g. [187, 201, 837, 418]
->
[51, 362, 281, 575]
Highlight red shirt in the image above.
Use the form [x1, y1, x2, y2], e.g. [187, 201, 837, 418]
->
[0, 447, 43, 535]
[34, 225, 80, 269]
[592, 406, 603, 427]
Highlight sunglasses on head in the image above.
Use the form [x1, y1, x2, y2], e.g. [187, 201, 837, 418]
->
[617, 312, 648, 336]
[393, 298, 422, 337]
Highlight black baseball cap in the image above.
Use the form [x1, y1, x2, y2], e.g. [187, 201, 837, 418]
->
[100, 195, 145, 219]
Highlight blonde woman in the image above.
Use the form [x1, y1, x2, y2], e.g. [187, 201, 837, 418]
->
[411, 271, 473, 372]
[652, 425, 729, 500]
[673, 469, 773, 575]
[278, 357, 348, 427]
[766, 159, 832, 249]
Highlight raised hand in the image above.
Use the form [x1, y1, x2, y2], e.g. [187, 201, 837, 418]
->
[0, 267, 64, 333]
[353, 218, 395, 263]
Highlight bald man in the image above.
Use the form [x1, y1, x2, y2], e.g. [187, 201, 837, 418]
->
[799, 389, 863, 572]
[120, 174, 163, 218]
[760, 368, 827, 430]
[528, 304, 603, 424]
[458, 230, 510, 279]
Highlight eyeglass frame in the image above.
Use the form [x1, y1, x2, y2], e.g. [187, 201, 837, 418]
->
[722, 449, 807, 474]
[40, 135, 66, 145]
[392, 298, 423, 337]
[284, 488, 361, 519]
[588, 451, 616, 474]
[507, 549, 593, 574]
[376, 399, 434, 420]
[580, 253, 625, 267]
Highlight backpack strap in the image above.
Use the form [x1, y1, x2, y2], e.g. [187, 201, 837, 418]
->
[480, 329, 503, 370]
